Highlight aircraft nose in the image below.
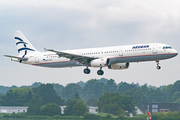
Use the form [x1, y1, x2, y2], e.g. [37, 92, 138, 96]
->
[173, 49, 178, 56]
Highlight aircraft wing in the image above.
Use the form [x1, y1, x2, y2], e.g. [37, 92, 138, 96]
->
[4, 55, 28, 61]
[46, 49, 96, 65]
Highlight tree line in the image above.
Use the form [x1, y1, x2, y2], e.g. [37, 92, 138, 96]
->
[1, 79, 180, 107]
[0, 78, 180, 117]
[0, 83, 135, 117]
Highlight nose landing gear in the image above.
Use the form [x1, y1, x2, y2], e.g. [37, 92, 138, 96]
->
[156, 59, 161, 70]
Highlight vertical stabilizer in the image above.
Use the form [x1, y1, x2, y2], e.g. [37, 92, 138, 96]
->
[14, 31, 38, 57]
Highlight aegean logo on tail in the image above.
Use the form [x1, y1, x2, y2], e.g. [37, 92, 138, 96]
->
[15, 37, 35, 62]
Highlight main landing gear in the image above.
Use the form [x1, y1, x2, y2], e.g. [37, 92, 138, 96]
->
[97, 67, 104, 76]
[83, 67, 104, 75]
[156, 59, 161, 70]
[84, 68, 91, 74]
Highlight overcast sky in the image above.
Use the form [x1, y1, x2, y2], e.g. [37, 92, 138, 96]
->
[0, 0, 180, 87]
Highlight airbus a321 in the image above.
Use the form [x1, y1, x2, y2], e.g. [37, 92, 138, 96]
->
[4, 31, 178, 75]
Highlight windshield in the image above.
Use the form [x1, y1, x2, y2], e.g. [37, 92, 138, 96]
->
[163, 46, 172, 49]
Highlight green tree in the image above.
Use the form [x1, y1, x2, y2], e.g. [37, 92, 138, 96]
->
[30, 82, 42, 88]
[172, 91, 180, 102]
[103, 79, 117, 93]
[64, 98, 88, 116]
[74, 91, 80, 99]
[117, 82, 136, 94]
[62, 83, 82, 101]
[173, 80, 180, 91]
[81, 79, 105, 101]
[121, 95, 135, 115]
[83, 113, 101, 119]
[27, 96, 44, 115]
[52, 83, 64, 97]
[161, 80, 180, 102]
[138, 84, 149, 95]
[33, 84, 64, 105]
[101, 103, 124, 116]
[86, 98, 98, 106]
[98, 78, 108, 84]
[174, 98, 180, 104]
[148, 88, 165, 102]
[0, 85, 17, 94]
[124, 88, 147, 108]
[97, 92, 135, 116]
[76, 81, 85, 88]
[137, 85, 165, 103]
[72, 100, 88, 116]
[40, 103, 61, 116]
[1, 87, 32, 106]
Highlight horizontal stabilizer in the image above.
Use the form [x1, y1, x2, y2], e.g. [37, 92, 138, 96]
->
[4, 55, 28, 61]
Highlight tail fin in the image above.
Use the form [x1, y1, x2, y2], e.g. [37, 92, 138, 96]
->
[14, 31, 38, 57]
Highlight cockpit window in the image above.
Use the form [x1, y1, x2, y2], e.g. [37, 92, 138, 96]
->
[163, 46, 172, 49]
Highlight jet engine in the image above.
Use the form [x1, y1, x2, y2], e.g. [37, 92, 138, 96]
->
[108, 63, 129, 70]
[90, 58, 109, 67]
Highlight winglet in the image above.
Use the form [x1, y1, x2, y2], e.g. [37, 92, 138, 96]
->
[44, 48, 47, 52]
[45, 48, 56, 53]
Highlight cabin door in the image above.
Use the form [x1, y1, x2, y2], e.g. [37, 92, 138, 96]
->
[153, 44, 158, 54]
[35, 54, 39, 63]
[119, 48, 123, 56]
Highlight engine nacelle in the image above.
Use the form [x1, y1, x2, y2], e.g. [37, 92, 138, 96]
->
[90, 58, 109, 67]
[108, 63, 129, 70]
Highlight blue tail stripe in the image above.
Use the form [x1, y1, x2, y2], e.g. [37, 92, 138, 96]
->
[18, 48, 35, 53]
[16, 42, 27, 45]
[15, 37, 23, 41]
[19, 50, 27, 63]
[22, 50, 27, 58]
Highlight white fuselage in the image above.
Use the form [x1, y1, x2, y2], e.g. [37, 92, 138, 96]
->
[14, 43, 177, 68]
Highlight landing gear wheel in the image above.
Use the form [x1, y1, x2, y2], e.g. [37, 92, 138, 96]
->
[97, 70, 104, 75]
[84, 68, 90, 74]
[156, 59, 161, 70]
[156, 66, 161, 70]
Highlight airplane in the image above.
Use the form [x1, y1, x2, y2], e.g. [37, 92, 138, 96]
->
[4, 31, 178, 75]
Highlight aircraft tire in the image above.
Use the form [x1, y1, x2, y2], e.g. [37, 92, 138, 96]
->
[84, 68, 90, 74]
[97, 70, 104, 75]
[156, 66, 161, 70]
